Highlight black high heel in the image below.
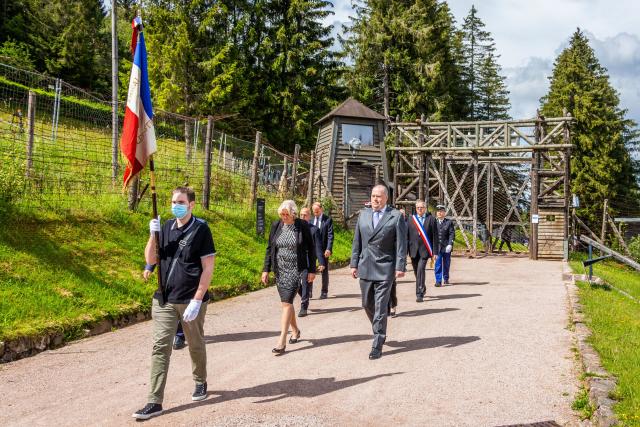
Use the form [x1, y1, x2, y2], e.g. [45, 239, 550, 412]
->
[272, 346, 286, 354]
[289, 330, 301, 344]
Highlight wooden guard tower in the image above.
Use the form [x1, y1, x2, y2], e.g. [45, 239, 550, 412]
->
[312, 98, 389, 227]
[389, 112, 573, 260]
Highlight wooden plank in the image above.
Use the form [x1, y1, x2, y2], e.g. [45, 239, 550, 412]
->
[579, 235, 640, 272]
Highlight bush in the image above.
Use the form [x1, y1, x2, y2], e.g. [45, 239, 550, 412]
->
[629, 235, 640, 262]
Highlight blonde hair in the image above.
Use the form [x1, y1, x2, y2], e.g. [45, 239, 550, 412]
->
[277, 200, 298, 217]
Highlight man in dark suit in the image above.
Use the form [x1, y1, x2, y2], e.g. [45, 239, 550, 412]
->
[312, 202, 334, 299]
[434, 204, 455, 287]
[298, 207, 326, 316]
[407, 201, 438, 302]
[351, 185, 407, 360]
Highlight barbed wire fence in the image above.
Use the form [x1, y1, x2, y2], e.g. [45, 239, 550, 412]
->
[0, 62, 309, 218]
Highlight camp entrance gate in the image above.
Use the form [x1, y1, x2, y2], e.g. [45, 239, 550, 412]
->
[388, 113, 573, 260]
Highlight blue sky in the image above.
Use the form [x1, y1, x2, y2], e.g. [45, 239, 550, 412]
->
[325, 0, 640, 125]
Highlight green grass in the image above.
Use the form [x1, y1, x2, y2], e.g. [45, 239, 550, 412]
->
[0, 203, 354, 343]
[569, 253, 640, 424]
[572, 386, 595, 420]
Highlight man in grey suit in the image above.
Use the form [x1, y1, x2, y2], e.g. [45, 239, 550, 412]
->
[351, 185, 407, 360]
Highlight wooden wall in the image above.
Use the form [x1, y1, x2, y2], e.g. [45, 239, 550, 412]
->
[537, 208, 566, 259]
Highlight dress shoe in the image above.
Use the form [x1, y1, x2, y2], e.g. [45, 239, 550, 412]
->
[389, 308, 397, 317]
[173, 334, 186, 350]
[272, 346, 286, 354]
[444, 279, 450, 285]
[416, 296, 424, 303]
[435, 282, 442, 287]
[369, 348, 382, 360]
[298, 308, 308, 317]
[320, 293, 328, 299]
[288, 330, 301, 344]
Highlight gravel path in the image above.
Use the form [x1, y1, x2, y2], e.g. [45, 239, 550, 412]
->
[0, 256, 578, 426]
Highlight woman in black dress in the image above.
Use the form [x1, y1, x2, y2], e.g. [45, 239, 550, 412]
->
[261, 200, 317, 354]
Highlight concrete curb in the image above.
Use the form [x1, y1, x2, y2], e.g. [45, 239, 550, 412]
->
[563, 262, 619, 426]
[0, 311, 151, 364]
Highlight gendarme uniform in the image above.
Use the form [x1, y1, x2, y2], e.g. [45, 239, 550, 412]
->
[434, 205, 455, 286]
[149, 215, 215, 405]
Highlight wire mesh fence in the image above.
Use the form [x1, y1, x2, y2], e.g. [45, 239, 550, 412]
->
[0, 62, 309, 217]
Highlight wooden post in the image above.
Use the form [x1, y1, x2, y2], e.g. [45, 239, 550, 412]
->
[185, 120, 192, 161]
[317, 152, 323, 199]
[26, 91, 35, 177]
[202, 116, 213, 209]
[249, 131, 261, 206]
[530, 150, 539, 260]
[394, 115, 400, 204]
[111, 0, 119, 185]
[472, 152, 479, 257]
[278, 158, 289, 197]
[305, 150, 315, 207]
[343, 159, 349, 224]
[600, 198, 608, 247]
[418, 130, 425, 201]
[425, 153, 431, 208]
[486, 161, 494, 253]
[291, 144, 300, 197]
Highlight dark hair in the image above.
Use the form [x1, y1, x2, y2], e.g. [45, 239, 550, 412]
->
[173, 186, 196, 202]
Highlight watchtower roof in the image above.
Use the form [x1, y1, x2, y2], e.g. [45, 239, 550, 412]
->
[315, 97, 386, 125]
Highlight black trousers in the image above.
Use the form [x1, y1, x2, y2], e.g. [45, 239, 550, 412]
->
[389, 280, 397, 310]
[360, 279, 392, 350]
[297, 280, 312, 309]
[320, 255, 329, 293]
[411, 255, 429, 297]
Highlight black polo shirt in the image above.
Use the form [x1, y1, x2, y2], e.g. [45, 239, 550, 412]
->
[154, 215, 216, 304]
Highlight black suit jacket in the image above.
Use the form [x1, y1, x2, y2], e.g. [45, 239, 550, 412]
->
[434, 218, 455, 253]
[407, 213, 438, 259]
[313, 214, 334, 253]
[309, 223, 326, 267]
[263, 218, 317, 274]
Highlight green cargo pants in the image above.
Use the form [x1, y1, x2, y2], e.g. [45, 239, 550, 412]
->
[148, 298, 208, 404]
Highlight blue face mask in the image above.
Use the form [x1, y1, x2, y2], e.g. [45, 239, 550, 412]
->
[172, 203, 189, 219]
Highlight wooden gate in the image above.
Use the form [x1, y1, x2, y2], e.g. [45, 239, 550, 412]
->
[389, 113, 573, 259]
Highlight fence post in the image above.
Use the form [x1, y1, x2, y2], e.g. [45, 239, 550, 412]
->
[185, 120, 193, 162]
[26, 91, 35, 177]
[202, 116, 213, 209]
[472, 152, 478, 257]
[290, 144, 300, 197]
[305, 150, 315, 207]
[111, 0, 119, 185]
[600, 198, 608, 248]
[127, 176, 139, 211]
[278, 158, 288, 196]
[250, 131, 262, 206]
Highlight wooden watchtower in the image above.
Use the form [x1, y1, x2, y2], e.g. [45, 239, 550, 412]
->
[312, 98, 389, 227]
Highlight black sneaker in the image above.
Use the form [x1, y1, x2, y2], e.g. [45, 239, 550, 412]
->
[173, 335, 186, 350]
[192, 382, 207, 401]
[320, 293, 328, 299]
[132, 403, 163, 420]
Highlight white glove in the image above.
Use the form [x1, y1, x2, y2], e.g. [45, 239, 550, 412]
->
[149, 216, 161, 234]
[445, 244, 452, 253]
[183, 299, 202, 322]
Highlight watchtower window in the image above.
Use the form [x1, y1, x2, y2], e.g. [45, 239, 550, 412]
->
[342, 124, 374, 146]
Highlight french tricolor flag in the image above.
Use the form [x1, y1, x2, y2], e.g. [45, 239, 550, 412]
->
[121, 16, 157, 189]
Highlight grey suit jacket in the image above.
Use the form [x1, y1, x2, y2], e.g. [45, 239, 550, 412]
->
[350, 206, 408, 282]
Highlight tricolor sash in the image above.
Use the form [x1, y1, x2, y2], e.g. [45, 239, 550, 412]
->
[412, 214, 433, 257]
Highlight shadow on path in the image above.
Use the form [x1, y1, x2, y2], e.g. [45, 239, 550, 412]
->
[329, 293, 361, 300]
[286, 334, 372, 354]
[394, 307, 459, 318]
[204, 331, 280, 344]
[447, 282, 489, 286]
[163, 372, 403, 415]
[384, 336, 480, 356]
[427, 293, 482, 301]
[308, 306, 362, 315]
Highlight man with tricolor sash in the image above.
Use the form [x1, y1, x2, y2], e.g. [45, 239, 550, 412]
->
[406, 201, 438, 302]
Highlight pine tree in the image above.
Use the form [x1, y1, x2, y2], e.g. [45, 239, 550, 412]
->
[459, 5, 509, 120]
[342, 0, 467, 121]
[476, 51, 510, 120]
[540, 29, 640, 225]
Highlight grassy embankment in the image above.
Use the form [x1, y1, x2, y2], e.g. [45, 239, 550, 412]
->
[0, 84, 354, 344]
[0, 204, 354, 343]
[569, 253, 640, 425]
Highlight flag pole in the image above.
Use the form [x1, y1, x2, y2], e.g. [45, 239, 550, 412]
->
[149, 155, 164, 304]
